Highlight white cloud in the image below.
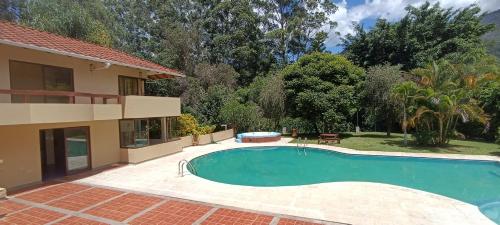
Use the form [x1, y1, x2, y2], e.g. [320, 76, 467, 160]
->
[326, 0, 500, 49]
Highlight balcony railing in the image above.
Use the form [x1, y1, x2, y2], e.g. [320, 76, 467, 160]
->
[0, 89, 121, 104]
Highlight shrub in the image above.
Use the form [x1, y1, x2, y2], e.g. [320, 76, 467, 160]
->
[413, 130, 437, 145]
[178, 113, 215, 136]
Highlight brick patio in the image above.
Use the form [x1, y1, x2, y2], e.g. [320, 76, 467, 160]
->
[0, 183, 342, 225]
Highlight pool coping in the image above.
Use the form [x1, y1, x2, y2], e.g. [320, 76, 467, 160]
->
[76, 138, 498, 225]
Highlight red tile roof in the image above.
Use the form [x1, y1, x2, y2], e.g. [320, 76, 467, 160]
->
[0, 21, 183, 77]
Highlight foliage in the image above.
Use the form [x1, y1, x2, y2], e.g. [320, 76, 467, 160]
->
[362, 64, 403, 136]
[280, 117, 317, 134]
[395, 59, 495, 146]
[198, 85, 232, 125]
[177, 114, 216, 136]
[260, 0, 337, 64]
[219, 98, 265, 132]
[178, 114, 199, 136]
[18, 0, 118, 47]
[282, 52, 364, 133]
[342, 2, 495, 70]
[258, 74, 285, 129]
[481, 9, 500, 58]
[0, 0, 20, 20]
[194, 63, 239, 90]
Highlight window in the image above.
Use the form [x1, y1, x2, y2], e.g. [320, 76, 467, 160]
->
[166, 117, 180, 141]
[119, 76, 143, 96]
[9, 60, 74, 103]
[119, 117, 180, 148]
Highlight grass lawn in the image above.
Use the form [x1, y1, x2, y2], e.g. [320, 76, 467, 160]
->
[290, 132, 500, 156]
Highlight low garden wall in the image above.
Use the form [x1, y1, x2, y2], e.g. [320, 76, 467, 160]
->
[120, 129, 234, 164]
[197, 129, 234, 145]
[120, 139, 183, 164]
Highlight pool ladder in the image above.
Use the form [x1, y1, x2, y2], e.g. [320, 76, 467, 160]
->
[178, 159, 197, 177]
[296, 137, 307, 156]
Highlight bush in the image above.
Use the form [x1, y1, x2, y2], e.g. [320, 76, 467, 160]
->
[413, 130, 437, 145]
[178, 114, 198, 136]
[195, 125, 216, 135]
[178, 113, 215, 136]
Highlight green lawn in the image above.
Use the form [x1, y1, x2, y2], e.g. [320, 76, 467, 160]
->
[290, 132, 500, 156]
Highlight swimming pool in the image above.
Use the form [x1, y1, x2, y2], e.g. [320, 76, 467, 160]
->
[188, 146, 500, 223]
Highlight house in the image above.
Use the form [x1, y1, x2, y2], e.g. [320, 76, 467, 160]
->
[0, 21, 186, 191]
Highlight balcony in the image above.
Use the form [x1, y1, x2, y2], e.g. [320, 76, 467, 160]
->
[0, 89, 122, 125]
[121, 95, 181, 119]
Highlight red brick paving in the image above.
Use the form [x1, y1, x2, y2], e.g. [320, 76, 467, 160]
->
[16, 183, 91, 203]
[277, 218, 324, 225]
[0, 207, 65, 225]
[53, 216, 108, 225]
[0, 182, 333, 225]
[0, 200, 28, 217]
[201, 208, 274, 225]
[49, 187, 124, 211]
[130, 200, 212, 225]
[84, 193, 163, 222]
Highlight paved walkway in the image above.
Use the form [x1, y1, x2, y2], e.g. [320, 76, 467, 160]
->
[76, 138, 497, 225]
[0, 182, 342, 225]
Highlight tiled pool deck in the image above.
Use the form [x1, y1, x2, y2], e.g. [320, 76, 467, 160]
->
[2, 138, 498, 225]
[0, 182, 339, 225]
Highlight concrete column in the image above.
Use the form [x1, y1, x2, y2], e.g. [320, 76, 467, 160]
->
[161, 117, 167, 142]
[0, 187, 6, 199]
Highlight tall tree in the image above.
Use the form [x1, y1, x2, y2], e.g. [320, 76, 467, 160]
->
[282, 52, 364, 133]
[260, 0, 337, 65]
[19, 0, 118, 47]
[342, 2, 495, 70]
[362, 64, 403, 136]
[0, 0, 21, 21]
[203, 0, 271, 85]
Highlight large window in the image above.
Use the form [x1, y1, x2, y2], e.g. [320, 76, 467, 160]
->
[166, 117, 180, 141]
[119, 117, 180, 148]
[118, 76, 143, 96]
[9, 60, 74, 103]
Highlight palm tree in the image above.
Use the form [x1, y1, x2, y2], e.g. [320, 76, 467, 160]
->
[392, 81, 417, 145]
[401, 60, 491, 145]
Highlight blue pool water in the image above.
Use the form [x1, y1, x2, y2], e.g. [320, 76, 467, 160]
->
[189, 146, 500, 223]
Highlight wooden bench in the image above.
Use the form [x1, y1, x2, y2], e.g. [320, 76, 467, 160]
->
[318, 133, 340, 144]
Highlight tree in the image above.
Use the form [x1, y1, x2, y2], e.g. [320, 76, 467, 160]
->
[392, 81, 417, 145]
[194, 63, 239, 90]
[203, 0, 271, 85]
[0, 0, 21, 21]
[260, 0, 337, 65]
[259, 74, 285, 129]
[219, 98, 264, 132]
[19, 0, 118, 47]
[363, 64, 403, 136]
[342, 2, 495, 70]
[282, 52, 364, 133]
[398, 60, 493, 146]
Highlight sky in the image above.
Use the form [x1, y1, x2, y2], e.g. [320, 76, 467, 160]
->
[327, 0, 500, 53]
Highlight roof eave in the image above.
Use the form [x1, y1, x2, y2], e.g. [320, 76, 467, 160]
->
[0, 39, 185, 78]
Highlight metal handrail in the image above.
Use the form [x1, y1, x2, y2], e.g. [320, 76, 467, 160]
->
[303, 137, 307, 156]
[178, 159, 197, 177]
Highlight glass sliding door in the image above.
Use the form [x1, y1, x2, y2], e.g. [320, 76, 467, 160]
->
[64, 127, 90, 172]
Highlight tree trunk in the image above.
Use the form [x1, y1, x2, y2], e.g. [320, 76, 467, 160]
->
[386, 117, 392, 137]
[403, 103, 408, 145]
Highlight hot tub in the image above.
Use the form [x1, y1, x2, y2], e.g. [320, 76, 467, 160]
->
[236, 132, 281, 143]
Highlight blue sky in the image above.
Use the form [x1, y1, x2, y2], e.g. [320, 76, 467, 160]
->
[327, 0, 500, 53]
